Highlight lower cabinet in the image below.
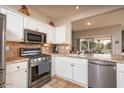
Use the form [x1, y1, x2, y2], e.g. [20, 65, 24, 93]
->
[55, 57, 88, 86]
[73, 63, 87, 85]
[6, 70, 28, 88]
[6, 61, 28, 88]
[117, 63, 124, 88]
[62, 62, 73, 80]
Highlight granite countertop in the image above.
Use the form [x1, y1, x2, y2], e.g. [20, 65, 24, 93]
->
[6, 57, 29, 65]
[5, 53, 124, 65]
[51, 53, 124, 63]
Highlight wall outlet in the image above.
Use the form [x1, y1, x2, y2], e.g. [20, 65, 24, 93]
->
[6, 46, 10, 51]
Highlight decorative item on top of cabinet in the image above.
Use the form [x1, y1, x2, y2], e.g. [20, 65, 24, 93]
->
[49, 21, 55, 27]
[49, 18, 55, 27]
[18, 5, 29, 16]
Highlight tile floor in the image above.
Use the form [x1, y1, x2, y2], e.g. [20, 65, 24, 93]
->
[42, 76, 83, 88]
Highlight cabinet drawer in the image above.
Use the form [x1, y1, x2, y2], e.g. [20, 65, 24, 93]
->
[117, 63, 124, 72]
[6, 61, 28, 74]
[57, 57, 88, 65]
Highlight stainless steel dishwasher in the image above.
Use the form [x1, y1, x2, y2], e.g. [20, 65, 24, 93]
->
[88, 59, 116, 88]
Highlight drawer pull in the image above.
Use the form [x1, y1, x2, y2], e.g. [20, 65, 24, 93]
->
[70, 64, 74, 66]
[17, 66, 20, 69]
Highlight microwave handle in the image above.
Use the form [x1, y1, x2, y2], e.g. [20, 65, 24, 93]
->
[41, 34, 45, 43]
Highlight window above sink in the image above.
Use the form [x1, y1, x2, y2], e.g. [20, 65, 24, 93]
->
[79, 36, 112, 55]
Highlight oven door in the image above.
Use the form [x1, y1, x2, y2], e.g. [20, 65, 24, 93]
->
[29, 62, 51, 87]
[24, 29, 42, 43]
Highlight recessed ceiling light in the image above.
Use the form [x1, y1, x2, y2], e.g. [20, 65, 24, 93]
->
[87, 22, 92, 26]
[75, 6, 80, 10]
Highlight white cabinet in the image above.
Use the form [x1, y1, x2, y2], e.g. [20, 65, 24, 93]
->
[117, 63, 124, 88]
[61, 61, 73, 80]
[6, 70, 27, 88]
[6, 61, 28, 88]
[56, 57, 72, 79]
[55, 57, 88, 86]
[55, 24, 72, 44]
[55, 57, 64, 76]
[46, 25, 56, 44]
[56, 25, 66, 44]
[24, 17, 44, 33]
[1, 9, 24, 42]
[51, 56, 56, 77]
[73, 61, 88, 85]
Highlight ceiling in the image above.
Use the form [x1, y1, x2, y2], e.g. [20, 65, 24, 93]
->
[72, 7, 124, 31]
[4, 5, 124, 31]
[27, 5, 109, 20]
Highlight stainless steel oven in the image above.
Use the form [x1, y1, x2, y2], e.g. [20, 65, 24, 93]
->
[20, 48, 51, 88]
[29, 59, 51, 88]
[24, 29, 46, 43]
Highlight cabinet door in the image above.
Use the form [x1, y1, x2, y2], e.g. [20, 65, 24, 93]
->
[47, 25, 56, 44]
[6, 70, 28, 88]
[117, 72, 124, 88]
[4, 10, 24, 42]
[55, 25, 66, 44]
[51, 56, 56, 77]
[73, 63, 88, 85]
[56, 60, 63, 76]
[24, 17, 44, 33]
[62, 62, 73, 80]
[55, 57, 72, 79]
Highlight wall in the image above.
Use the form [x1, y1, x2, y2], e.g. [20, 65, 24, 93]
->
[6, 42, 71, 59]
[73, 25, 122, 55]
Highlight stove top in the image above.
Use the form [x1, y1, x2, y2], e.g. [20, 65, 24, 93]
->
[20, 48, 50, 59]
[24, 54, 50, 59]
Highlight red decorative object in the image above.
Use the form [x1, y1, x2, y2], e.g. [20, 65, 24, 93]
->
[49, 20, 55, 27]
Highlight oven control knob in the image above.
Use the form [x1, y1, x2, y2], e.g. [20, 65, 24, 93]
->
[42, 57, 45, 60]
[34, 59, 38, 62]
[38, 58, 42, 61]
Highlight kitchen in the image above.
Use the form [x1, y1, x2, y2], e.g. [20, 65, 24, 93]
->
[0, 5, 124, 88]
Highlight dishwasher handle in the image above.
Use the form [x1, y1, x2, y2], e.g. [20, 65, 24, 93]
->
[89, 60, 116, 66]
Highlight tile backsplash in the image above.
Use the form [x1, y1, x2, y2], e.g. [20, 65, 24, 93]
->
[6, 42, 71, 59]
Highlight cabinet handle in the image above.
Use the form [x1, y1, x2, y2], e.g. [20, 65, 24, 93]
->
[35, 29, 38, 31]
[70, 64, 74, 66]
[17, 66, 20, 68]
[25, 70, 27, 72]
[113, 66, 116, 70]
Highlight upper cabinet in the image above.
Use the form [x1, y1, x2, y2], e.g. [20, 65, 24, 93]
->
[56, 25, 66, 44]
[24, 17, 45, 33]
[1, 8, 24, 42]
[46, 24, 56, 44]
[55, 24, 72, 44]
[0, 8, 72, 44]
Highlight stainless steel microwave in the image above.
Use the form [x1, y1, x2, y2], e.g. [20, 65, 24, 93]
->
[24, 29, 46, 43]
